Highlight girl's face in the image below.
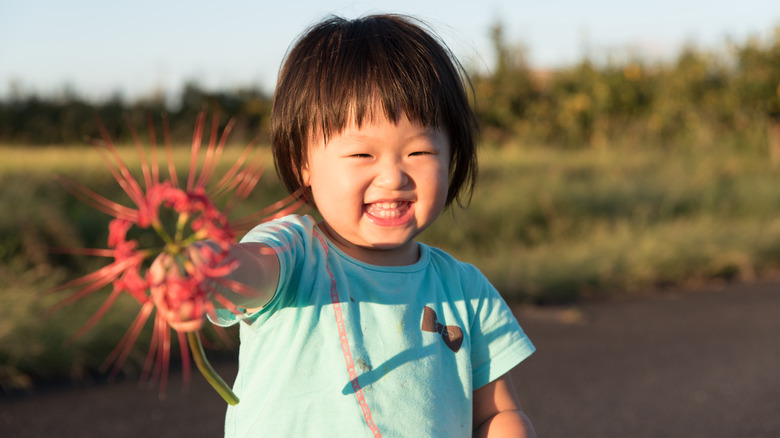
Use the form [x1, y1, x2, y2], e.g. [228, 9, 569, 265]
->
[302, 112, 450, 266]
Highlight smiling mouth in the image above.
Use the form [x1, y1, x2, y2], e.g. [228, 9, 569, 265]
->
[365, 201, 412, 220]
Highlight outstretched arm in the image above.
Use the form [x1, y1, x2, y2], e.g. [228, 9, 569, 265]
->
[212, 241, 280, 310]
[473, 373, 536, 438]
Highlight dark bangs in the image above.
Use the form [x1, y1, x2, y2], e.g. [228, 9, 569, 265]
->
[271, 14, 477, 207]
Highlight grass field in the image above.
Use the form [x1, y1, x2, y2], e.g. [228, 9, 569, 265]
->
[2, 136, 780, 388]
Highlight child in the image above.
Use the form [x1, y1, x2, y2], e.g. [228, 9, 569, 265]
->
[209, 14, 536, 437]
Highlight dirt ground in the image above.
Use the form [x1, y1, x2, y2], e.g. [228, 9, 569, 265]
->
[3, 281, 780, 437]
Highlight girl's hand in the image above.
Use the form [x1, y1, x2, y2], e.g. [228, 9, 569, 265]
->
[148, 251, 208, 333]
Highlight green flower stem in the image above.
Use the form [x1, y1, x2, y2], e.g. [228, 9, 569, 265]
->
[186, 331, 240, 405]
[152, 222, 175, 247]
[174, 212, 190, 244]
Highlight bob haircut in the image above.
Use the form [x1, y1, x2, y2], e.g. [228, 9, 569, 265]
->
[270, 14, 478, 207]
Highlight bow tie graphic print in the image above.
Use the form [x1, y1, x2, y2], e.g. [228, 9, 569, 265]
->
[421, 306, 463, 353]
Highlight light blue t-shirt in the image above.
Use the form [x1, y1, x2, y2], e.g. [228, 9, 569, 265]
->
[213, 214, 534, 437]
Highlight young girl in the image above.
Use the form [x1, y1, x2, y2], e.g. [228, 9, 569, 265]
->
[209, 14, 536, 437]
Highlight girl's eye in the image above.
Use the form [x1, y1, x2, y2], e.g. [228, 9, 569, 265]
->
[349, 153, 372, 159]
[410, 151, 433, 157]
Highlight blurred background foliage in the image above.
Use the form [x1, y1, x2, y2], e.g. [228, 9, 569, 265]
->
[1, 23, 780, 389]
[470, 23, 780, 149]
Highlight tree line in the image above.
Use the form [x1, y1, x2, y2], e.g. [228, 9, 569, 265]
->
[1, 24, 778, 148]
[0, 82, 272, 145]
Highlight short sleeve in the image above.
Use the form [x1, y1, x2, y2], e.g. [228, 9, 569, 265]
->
[468, 271, 535, 389]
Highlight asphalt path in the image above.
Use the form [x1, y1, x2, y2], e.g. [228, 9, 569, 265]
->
[513, 280, 780, 438]
[2, 281, 779, 437]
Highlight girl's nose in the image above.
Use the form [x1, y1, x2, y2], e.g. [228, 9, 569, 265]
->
[374, 162, 409, 189]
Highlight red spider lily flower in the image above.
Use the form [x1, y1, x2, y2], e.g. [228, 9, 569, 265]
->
[50, 109, 306, 405]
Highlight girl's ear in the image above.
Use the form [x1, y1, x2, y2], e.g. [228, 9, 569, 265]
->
[300, 162, 311, 187]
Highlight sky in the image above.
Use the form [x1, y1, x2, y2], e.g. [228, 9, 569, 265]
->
[1, 0, 778, 103]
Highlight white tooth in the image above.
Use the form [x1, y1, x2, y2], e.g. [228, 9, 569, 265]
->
[377, 202, 398, 210]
